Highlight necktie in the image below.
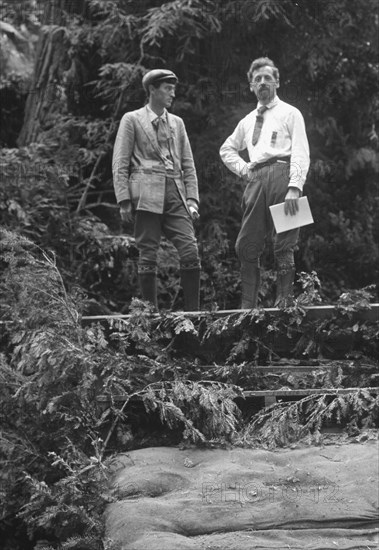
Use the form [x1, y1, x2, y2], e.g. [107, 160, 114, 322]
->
[153, 117, 174, 169]
[153, 117, 169, 145]
[252, 105, 268, 146]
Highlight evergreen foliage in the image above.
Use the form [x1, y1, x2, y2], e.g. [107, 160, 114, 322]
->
[1, 229, 378, 547]
[0, 1, 379, 547]
[0, 0, 378, 309]
[0, 229, 243, 547]
[238, 390, 379, 449]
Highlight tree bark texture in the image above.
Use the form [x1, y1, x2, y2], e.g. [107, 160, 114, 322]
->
[17, 0, 86, 146]
[17, 25, 69, 146]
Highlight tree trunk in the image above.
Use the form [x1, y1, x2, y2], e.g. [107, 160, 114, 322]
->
[17, 0, 85, 146]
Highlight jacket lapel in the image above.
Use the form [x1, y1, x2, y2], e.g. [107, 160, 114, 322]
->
[136, 106, 161, 155]
[167, 113, 177, 139]
[136, 107, 179, 165]
[166, 112, 178, 156]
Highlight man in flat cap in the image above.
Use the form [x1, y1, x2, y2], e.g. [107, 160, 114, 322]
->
[112, 69, 201, 310]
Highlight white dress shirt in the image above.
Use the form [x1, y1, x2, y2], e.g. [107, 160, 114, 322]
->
[146, 104, 167, 124]
[220, 96, 310, 190]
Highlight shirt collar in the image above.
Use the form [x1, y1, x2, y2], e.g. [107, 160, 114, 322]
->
[146, 104, 168, 123]
[257, 95, 280, 110]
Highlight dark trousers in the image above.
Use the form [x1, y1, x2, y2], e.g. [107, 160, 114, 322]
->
[135, 178, 200, 273]
[236, 162, 299, 268]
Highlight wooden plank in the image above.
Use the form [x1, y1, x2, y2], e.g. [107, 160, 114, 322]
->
[181, 364, 334, 373]
[1, 304, 377, 326]
[244, 386, 379, 397]
[245, 364, 333, 373]
[82, 303, 379, 323]
[97, 386, 379, 404]
[245, 386, 379, 408]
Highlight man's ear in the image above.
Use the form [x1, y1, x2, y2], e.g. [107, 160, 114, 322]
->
[275, 79, 280, 89]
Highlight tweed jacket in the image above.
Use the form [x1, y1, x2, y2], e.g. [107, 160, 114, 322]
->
[112, 106, 199, 214]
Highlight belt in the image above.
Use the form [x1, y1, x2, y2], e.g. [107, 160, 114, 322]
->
[253, 156, 291, 170]
[166, 171, 181, 178]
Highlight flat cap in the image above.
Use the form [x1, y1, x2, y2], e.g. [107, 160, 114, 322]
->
[142, 69, 178, 92]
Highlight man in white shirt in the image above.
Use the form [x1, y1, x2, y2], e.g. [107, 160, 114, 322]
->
[112, 69, 201, 310]
[220, 57, 310, 308]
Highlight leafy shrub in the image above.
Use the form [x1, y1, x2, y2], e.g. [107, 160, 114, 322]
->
[0, 229, 243, 548]
[238, 390, 379, 449]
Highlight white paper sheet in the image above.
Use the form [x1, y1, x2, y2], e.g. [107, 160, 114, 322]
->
[269, 196, 314, 233]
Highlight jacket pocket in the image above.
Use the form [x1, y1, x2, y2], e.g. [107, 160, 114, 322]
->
[129, 173, 144, 202]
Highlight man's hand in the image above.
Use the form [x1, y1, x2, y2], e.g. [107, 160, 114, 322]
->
[242, 162, 257, 182]
[284, 187, 300, 216]
[187, 199, 200, 221]
[119, 200, 134, 224]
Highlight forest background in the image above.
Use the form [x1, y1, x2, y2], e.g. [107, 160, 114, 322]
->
[0, 1, 378, 549]
[1, 0, 378, 311]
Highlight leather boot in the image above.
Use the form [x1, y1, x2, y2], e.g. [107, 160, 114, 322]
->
[241, 263, 260, 309]
[180, 268, 200, 311]
[138, 272, 158, 308]
[275, 267, 295, 307]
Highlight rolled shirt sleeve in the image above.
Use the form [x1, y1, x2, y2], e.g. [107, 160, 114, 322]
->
[287, 109, 310, 191]
[219, 119, 250, 178]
